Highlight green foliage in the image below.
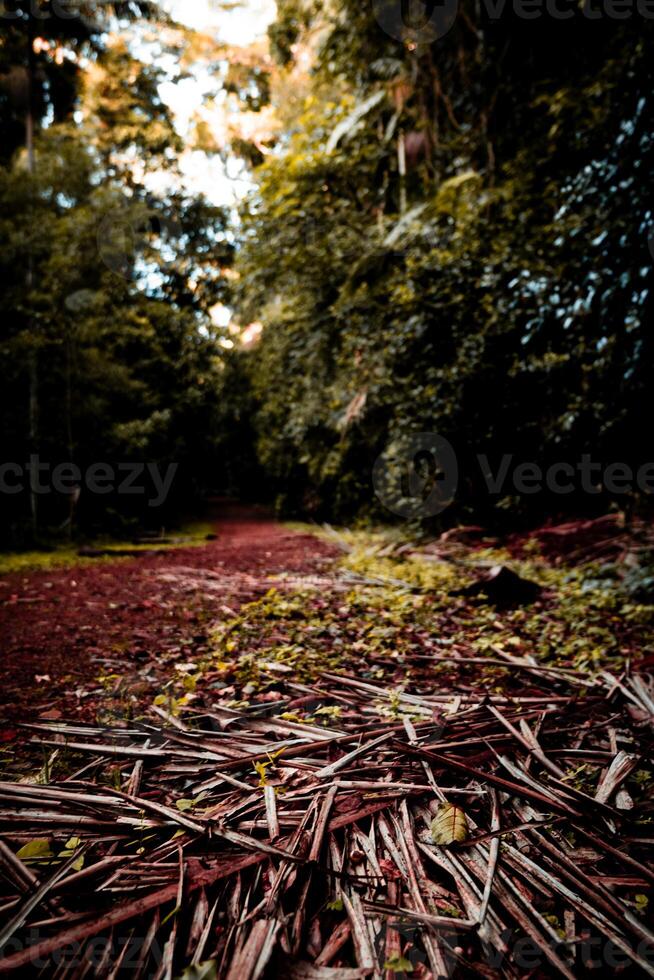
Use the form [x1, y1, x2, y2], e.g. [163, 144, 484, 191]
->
[233, 3, 654, 523]
[0, 6, 233, 546]
[197, 529, 653, 712]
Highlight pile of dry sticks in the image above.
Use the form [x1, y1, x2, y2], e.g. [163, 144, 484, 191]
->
[0, 666, 653, 978]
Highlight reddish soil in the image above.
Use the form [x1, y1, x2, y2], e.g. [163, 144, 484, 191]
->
[0, 504, 337, 732]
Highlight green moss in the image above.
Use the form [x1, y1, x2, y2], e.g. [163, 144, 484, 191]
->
[150, 527, 654, 718]
[0, 520, 217, 577]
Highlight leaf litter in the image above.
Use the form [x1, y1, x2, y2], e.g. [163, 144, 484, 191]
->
[0, 524, 653, 977]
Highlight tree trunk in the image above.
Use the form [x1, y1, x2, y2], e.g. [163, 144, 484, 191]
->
[398, 129, 407, 215]
[26, 9, 38, 538]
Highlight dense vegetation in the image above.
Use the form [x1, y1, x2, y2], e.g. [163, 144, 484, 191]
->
[232, 1, 654, 523]
[2, 1, 654, 547]
[0, 2, 232, 546]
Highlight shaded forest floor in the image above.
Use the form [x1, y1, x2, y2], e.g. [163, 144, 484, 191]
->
[0, 506, 653, 977]
[0, 504, 337, 734]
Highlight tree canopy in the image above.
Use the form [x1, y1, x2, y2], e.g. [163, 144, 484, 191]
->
[230, 0, 654, 523]
[2, 0, 654, 543]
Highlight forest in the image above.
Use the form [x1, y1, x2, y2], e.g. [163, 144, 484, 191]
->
[1, 1, 654, 978]
[2, 0, 654, 543]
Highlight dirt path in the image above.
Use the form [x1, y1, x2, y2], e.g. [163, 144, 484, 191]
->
[0, 504, 336, 731]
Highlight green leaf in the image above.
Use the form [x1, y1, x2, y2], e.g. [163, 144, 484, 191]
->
[430, 803, 469, 846]
[176, 961, 217, 980]
[384, 954, 414, 973]
[175, 799, 196, 812]
[16, 839, 53, 862]
[59, 836, 85, 871]
[326, 897, 344, 911]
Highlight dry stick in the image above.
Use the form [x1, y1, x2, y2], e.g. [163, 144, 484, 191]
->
[489, 861, 578, 980]
[29, 739, 223, 762]
[391, 803, 450, 979]
[263, 785, 279, 842]
[158, 717, 440, 776]
[126, 742, 148, 796]
[571, 824, 654, 885]
[315, 918, 351, 966]
[0, 847, 86, 951]
[400, 744, 583, 816]
[0, 837, 45, 894]
[131, 908, 160, 979]
[490, 645, 598, 689]
[0, 853, 264, 974]
[315, 732, 395, 779]
[493, 753, 578, 810]
[460, 816, 565, 848]
[309, 784, 338, 863]
[321, 672, 582, 704]
[191, 896, 219, 967]
[0, 782, 135, 808]
[411, 652, 590, 676]
[342, 892, 376, 972]
[0, 810, 161, 828]
[419, 845, 511, 964]
[51, 855, 128, 893]
[403, 717, 446, 802]
[507, 845, 654, 977]
[452, 838, 577, 980]
[594, 750, 639, 804]
[106, 927, 136, 980]
[194, 770, 256, 794]
[160, 846, 185, 980]
[477, 788, 500, 926]
[0, 838, 64, 918]
[486, 706, 566, 778]
[83, 785, 205, 834]
[523, 828, 654, 949]
[361, 900, 475, 930]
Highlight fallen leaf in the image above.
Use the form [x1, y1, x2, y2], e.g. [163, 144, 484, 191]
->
[16, 839, 53, 862]
[431, 803, 469, 846]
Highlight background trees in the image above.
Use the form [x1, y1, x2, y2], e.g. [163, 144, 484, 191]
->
[233, 0, 654, 522]
[2, 1, 653, 543]
[0, 3, 233, 545]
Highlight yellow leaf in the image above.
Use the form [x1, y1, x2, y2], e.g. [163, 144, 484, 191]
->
[59, 836, 85, 871]
[254, 760, 270, 786]
[16, 839, 53, 862]
[430, 803, 469, 846]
